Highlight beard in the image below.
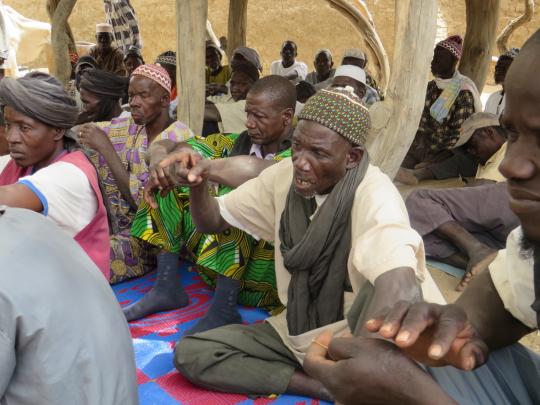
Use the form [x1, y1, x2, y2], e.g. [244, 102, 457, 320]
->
[519, 233, 540, 260]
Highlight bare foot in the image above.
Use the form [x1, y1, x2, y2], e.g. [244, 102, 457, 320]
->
[456, 248, 498, 291]
[394, 168, 419, 185]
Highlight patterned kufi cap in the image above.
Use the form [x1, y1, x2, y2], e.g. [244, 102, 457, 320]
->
[436, 35, 463, 59]
[155, 52, 176, 67]
[500, 47, 520, 60]
[132, 64, 171, 94]
[298, 87, 371, 146]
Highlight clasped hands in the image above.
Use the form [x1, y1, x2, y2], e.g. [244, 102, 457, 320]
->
[144, 148, 211, 209]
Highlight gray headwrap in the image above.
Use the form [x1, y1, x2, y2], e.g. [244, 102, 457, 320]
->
[80, 69, 129, 99]
[232, 46, 262, 72]
[0, 73, 78, 129]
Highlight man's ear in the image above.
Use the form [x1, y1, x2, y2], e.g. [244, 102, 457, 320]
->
[346, 146, 364, 169]
[282, 107, 294, 126]
[357, 84, 367, 100]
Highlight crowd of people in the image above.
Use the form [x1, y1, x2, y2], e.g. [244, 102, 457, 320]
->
[1, 17, 540, 405]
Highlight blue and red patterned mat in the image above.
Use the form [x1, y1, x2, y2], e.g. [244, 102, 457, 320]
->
[113, 261, 331, 405]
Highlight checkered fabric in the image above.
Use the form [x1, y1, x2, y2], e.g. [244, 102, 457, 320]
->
[418, 80, 476, 152]
[103, 0, 142, 53]
[298, 87, 371, 146]
[113, 262, 332, 405]
[436, 35, 463, 60]
[132, 64, 172, 94]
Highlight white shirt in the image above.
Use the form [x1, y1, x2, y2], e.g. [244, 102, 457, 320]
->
[217, 158, 445, 362]
[490, 227, 537, 329]
[18, 161, 98, 237]
[484, 90, 505, 116]
[0, 155, 10, 172]
[271, 60, 308, 83]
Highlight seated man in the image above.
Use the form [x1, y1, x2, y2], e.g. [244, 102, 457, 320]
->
[206, 45, 262, 97]
[406, 112, 519, 291]
[173, 88, 444, 401]
[0, 207, 137, 405]
[271, 40, 308, 84]
[205, 42, 231, 87]
[303, 31, 540, 405]
[485, 48, 519, 116]
[203, 62, 260, 136]
[305, 48, 335, 89]
[331, 65, 372, 106]
[78, 64, 194, 283]
[341, 48, 380, 103]
[124, 76, 296, 333]
[402, 35, 482, 172]
[77, 68, 129, 124]
[89, 23, 127, 76]
[0, 72, 109, 278]
[296, 80, 316, 104]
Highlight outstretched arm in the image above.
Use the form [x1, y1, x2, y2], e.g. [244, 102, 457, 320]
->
[207, 155, 276, 188]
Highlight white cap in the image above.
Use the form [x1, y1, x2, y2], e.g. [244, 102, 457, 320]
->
[343, 48, 366, 61]
[96, 23, 113, 34]
[334, 65, 366, 85]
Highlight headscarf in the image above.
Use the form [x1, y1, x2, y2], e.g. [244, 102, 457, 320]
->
[232, 46, 262, 72]
[124, 45, 145, 63]
[76, 55, 98, 71]
[436, 35, 463, 59]
[231, 61, 260, 82]
[298, 87, 371, 146]
[0, 72, 78, 129]
[79, 69, 129, 99]
[132, 64, 171, 95]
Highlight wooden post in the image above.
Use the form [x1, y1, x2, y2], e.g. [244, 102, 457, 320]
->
[459, 0, 500, 92]
[47, 0, 77, 84]
[496, 0, 535, 54]
[326, 0, 390, 94]
[227, 0, 248, 61]
[366, 0, 438, 178]
[176, 0, 207, 135]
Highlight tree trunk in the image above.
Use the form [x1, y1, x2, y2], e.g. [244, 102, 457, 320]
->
[326, 0, 390, 94]
[47, 0, 77, 84]
[366, 0, 438, 178]
[176, 0, 207, 135]
[227, 0, 248, 62]
[459, 0, 500, 93]
[496, 0, 535, 54]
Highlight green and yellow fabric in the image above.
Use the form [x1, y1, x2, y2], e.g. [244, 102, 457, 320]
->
[131, 133, 290, 313]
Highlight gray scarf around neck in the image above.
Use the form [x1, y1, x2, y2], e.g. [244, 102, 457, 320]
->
[279, 153, 370, 335]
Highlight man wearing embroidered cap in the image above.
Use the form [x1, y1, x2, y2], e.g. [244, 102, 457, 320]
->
[78, 64, 194, 283]
[173, 88, 444, 400]
[406, 112, 518, 291]
[89, 23, 127, 76]
[401, 35, 482, 173]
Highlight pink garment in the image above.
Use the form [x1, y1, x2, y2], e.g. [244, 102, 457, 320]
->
[0, 151, 111, 279]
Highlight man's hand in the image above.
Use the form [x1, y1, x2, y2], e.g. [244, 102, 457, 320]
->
[304, 331, 457, 405]
[78, 124, 113, 154]
[143, 149, 211, 209]
[365, 301, 489, 370]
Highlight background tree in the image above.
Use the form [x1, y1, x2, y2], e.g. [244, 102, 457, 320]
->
[497, 0, 535, 53]
[47, 0, 77, 84]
